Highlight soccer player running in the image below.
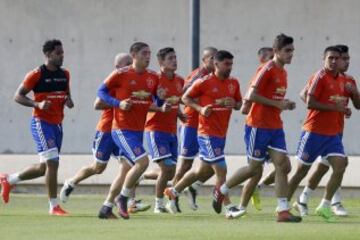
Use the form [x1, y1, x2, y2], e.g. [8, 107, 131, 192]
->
[144, 48, 184, 213]
[96, 42, 164, 219]
[292, 45, 360, 219]
[164, 50, 242, 217]
[0, 39, 74, 216]
[59, 53, 150, 218]
[213, 34, 302, 222]
[175, 47, 217, 211]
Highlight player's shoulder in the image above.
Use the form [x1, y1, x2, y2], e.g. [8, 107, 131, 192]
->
[198, 73, 212, 83]
[115, 65, 132, 74]
[174, 73, 185, 82]
[228, 76, 240, 85]
[146, 68, 159, 77]
[25, 66, 42, 78]
[342, 73, 356, 82]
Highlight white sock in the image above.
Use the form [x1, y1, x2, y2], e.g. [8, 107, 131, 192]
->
[66, 180, 75, 187]
[120, 187, 131, 197]
[220, 184, 230, 195]
[103, 201, 114, 208]
[191, 181, 203, 191]
[155, 197, 164, 206]
[319, 199, 331, 208]
[299, 186, 314, 204]
[331, 188, 342, 205]
[277, 198, 289, 212]
[8, 173, 20, 185]
[172, 188, 179, 196]
[49, 198, 58, 210]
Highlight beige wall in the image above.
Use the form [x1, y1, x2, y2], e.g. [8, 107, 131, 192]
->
[0, 0, 359, 154]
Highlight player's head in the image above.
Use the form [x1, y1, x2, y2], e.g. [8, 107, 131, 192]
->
[273, 34, 294, 65]
[114, 53, 132, 69]
[201, 47, 218, 72]
[258, 47, 274, 63]
[130, 42, 151, 69]
[43, 39, 64, 68]
[214, 50, 234, 79]
[323, 46, 341, 72]
[157, 47, 177, 72]
[335, 44, 350, 73]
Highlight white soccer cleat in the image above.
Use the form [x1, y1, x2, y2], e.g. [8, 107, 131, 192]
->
[331, 203, 348, 216]
[60, 181, 74, 203]
[293, 201, 309, 217]
[184, 186, 198, 211]
[165, 200, 177, 214]
[225, 205, 246, 219]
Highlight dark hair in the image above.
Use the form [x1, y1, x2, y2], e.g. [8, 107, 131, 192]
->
[130, 42, 149, 54]
[273, 34, 293, 50]
[42, 39, 62, 54]
[157, 47, 175, 61]
[323, 46, 341, 56]
[335, 44, 349, 54]
[214, 50, 234, 61]
[257, 47, 273, 56]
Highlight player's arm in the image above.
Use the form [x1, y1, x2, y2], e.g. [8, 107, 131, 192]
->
[94, 97, 112, 110]
[247, 87, 294, 110]
[349, 84, 360, 109]
[14, 84, 50, 109]
[306, 95, 347, 112]
[64, 70, 74, 109]
[177, 108, 187, 123]
[182, 81, 212, 117]
[299, 85, 308, 103]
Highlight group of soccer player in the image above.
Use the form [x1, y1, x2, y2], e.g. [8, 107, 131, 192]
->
[1, 33, 359, 223]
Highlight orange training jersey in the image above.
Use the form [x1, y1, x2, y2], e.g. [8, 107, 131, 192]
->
[187, 73, 242, 138]
[145, 72, 184, 133]
[104, 66, 159, 131]
[22, 65, 70, 124]
[182, 67, 210, 128]
[338, 74, 358, 132]
[246, 60, 287, 129]
[96, 90, 116, 132]
[303, 68, 349, 135]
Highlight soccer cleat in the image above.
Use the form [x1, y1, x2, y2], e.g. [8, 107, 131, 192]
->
[184, 186, 198, 210]
[128, 199, 151, 213]
[277, 210, 302, 223]
[331, 203, 348, 217]
[293, 201, 309, 217]
[212, 186, 225, 214]
[175, 196, 182, 213]
[251, 188, 262, 211]
[225, 206, 247, 219]
[315, 206, 337, 222]
[115, 195, 129, 219]
[49, 205, 69, 216]
[154, 205, 168, 214]
[59, 181, 74, 203]
[164, 188, 178, 213]
[0, 173, 12, 204]
[98, 205, 118, 219]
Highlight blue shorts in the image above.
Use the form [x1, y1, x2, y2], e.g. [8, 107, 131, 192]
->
[145, 131, 177, 166]
[179, 126, 199, 159]
[31, 117, 62, 162]
[92, 131, 121, 164]
[244, 125, 287, 162]
[296, 131, 345, 165]
[198, 135, 226, 166]
[111, 129, 147, 166]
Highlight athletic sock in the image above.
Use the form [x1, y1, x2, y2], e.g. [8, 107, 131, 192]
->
[299, 186, 314, 204]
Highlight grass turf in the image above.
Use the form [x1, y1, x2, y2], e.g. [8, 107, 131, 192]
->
[0, 194, 360, 240]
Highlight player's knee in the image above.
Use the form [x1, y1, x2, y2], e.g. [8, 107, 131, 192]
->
[38, 163, 47, 176]
[285, 160, 292, 174]
[94, 163, 106, 174]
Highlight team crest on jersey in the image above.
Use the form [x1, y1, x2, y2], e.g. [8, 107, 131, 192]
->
[345, 82, 354, 94]
[301, 152, 309, 161]
[146, 78, 155, 88]
[228, 83, 235, 95]
[96, 151, 103, 159]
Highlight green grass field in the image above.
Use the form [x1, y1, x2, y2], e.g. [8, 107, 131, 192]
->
[1, 194, 359, 240]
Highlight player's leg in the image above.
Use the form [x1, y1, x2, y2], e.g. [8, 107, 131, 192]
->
[240, 165, 263, 211]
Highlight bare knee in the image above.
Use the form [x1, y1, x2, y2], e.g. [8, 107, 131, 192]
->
[94, 163, 107, 174]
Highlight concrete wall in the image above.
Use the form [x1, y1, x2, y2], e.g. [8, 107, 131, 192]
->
[0, 0, 359, 154]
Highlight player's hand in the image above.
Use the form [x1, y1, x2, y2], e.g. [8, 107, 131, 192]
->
[240, 100, 252, 114]
[119, 98, 133, 111]
[161, 101, 172, 113]
[334, 101, 347, 113]
[35, 100, 51, 110]
[156, 87, 167, 100]
[223, 97, 236, 109]
[200, 104, 212, 117]
[64, 96, 74, 108]
[277, 99, 296, 110]
[345, 107, 352, 118]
